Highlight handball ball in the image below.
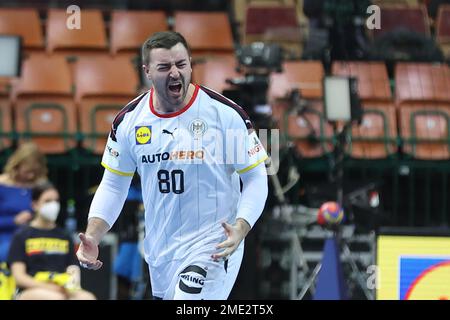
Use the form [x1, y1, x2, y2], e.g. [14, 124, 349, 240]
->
[317, 201, 344, 226]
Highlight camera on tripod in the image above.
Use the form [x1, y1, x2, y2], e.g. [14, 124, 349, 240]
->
[223, 42, 284, 129]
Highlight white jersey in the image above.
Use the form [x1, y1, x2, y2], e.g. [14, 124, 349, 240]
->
[100, 84, 268, 296]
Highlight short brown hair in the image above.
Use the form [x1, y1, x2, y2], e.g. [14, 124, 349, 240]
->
[141, 31, 190, 66]
[3, 142, 48, 184]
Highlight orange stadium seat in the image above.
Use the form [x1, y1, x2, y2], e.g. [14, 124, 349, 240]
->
[46, 9, 108, 55]
[12, 54, 76, 154]
[287, 100, 334, 158]
[269, 60, 324, 101]
[173, 11, 234, 58]
[192, 54, 240, 94]
[395, 63, 450, 104]
[74, 55, 139, 154]
[348, 104, 398, 159]
[110, 10, 168, 58]
[0, 8, 44, 52]
[332, 61, 396, 158]
[399, 104, 450, 160]
[332, 61, 392, 102]
[436, 5, 450, 59]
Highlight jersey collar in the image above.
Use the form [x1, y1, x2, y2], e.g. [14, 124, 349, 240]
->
[149, 84, 199, 118]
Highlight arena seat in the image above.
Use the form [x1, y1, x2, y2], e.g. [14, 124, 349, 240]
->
[192, 54, 240, 94]
[348, 104, 398, 159]
[244, 4, 302, 57]
[110, 10, 168, 58]
[399, 104, 450, 160]
[173, 11, 234, 58]
[395, 63, 450, 104]
[332, 61, 392, 102]
[287, 100, 334, 158]
[46, 9, 108, 55]
[331, 62, 397, 158]
[373, 5, 431, 39]
[269, 60, 324, 101]
[74, 55, 139, 154]
[0, 8, 44, 52]
[436, 5, 450, 59]
[12, 54, 76, 154]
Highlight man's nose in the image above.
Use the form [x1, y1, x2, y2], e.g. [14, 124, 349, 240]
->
[169, 65, 180, 78]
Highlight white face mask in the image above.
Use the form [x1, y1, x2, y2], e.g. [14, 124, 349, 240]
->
[39, 201, 60, 222]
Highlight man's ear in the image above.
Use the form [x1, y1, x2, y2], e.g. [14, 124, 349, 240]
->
[142, 65, 151, 79]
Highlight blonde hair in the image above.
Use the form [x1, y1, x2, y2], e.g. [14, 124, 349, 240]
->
[3, 143, 48, 183]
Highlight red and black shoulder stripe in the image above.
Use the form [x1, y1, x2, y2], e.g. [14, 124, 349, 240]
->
[200, 85, 254, 130]
[110, 92, 147, 142]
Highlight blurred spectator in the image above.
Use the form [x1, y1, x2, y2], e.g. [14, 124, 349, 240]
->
[303, 0, 372, 61]
[8, 182, 96, 300]
[0, 143, 48, 262]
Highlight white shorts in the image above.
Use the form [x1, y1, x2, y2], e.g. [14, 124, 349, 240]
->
[156, 241, 244, 300]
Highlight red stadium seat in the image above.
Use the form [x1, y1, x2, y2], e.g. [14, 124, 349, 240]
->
[12, 54, 76, 154]
[374, 5, 431, 39]
[74, 55, 139, 154]
[244, 4, 302, 57]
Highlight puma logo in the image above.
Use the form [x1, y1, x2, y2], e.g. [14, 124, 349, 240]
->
[162, 128, 177, 139]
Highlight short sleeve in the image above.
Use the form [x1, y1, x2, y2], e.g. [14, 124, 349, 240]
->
[101, 128, 136, 177]
[7, 230, 26, 265]
[67, 235, 78, 266]
[228, 113, 269, 174]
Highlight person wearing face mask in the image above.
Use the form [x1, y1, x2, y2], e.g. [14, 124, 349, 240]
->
[0, 143, 48, 263]
[7, 182, 96, 300]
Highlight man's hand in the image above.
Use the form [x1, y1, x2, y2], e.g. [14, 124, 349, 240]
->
[76, 233, 103, 270]
[212, 218, 251, 261]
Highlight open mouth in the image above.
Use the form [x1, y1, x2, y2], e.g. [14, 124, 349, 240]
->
[168, 83, 182, 94]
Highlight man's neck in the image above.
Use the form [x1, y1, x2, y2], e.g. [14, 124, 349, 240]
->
[153, 83, 194, 114]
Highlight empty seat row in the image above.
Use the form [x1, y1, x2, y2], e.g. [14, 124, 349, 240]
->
[0, 9, 234, 58]
[193, 55, 450, 160]
[0, 53, 139, 154]
[283, 99, 450, 160]
[268, 60, 449, 103]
